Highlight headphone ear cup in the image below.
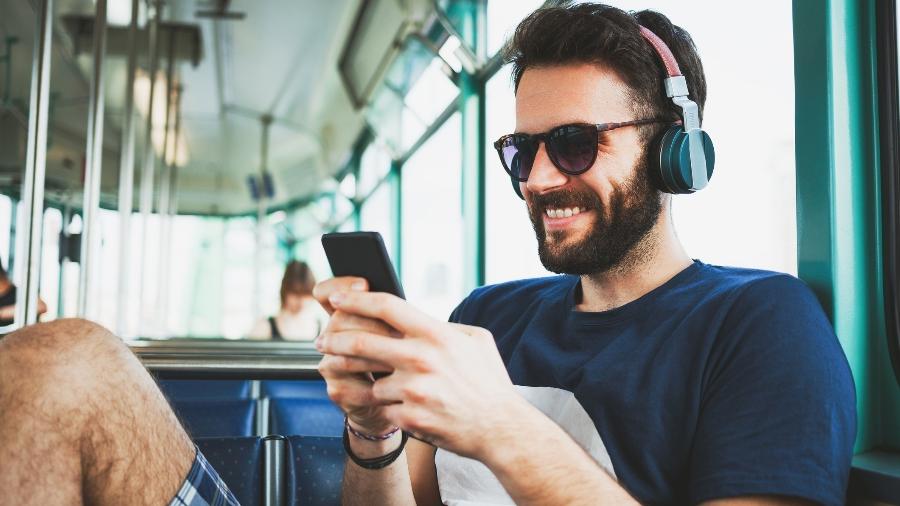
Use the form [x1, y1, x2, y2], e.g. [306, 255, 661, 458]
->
[655, 126, 715, 194]
[511, 177, 524, 200]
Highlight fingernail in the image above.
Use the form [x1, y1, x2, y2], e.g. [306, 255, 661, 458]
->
[329, 293, 344, 306]
[315, 337, 324, 350]
[351, 280, 366, 291]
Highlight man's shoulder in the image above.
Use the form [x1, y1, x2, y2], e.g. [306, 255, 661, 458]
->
[694, 263, 816, 306]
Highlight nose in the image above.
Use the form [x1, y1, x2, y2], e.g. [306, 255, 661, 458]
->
[525, 142, 569, 196]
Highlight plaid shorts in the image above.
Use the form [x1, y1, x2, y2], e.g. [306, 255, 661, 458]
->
[168, 446, 241, 506]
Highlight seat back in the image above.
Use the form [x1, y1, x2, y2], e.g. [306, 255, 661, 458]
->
[159, 379, 252, 401]
[174, 399, 257, 438]
[270, 397, 344, 437]
[196, 437, 264, 506]
[285, 435, 345, 506]
[260, 380, 328, 400]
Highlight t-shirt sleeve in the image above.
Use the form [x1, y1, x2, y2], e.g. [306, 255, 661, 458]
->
[689, 275, 856, 506]
[448, 287, 485, 324]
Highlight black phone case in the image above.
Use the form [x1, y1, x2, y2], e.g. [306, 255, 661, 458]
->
[321, 232, 405, 299]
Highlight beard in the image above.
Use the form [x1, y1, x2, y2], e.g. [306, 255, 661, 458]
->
[527, 158, 662, 275]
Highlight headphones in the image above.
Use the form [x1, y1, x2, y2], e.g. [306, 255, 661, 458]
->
[511, 25, 715, 199]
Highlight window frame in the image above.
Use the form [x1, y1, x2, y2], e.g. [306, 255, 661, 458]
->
[876, 0, 900, 387]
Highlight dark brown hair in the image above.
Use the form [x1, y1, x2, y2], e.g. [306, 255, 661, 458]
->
[280, 260, 316, 306]
[503, 2, 707, 141]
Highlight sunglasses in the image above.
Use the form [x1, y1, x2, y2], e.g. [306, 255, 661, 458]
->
[493, 119, 665, 182]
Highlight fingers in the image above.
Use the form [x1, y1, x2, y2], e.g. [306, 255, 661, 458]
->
[328, 291, 439, 338]
[328, 310, 399, 337]
[318, 354, 393, 375]
[317, 329, 426, 366]
[312, 277, 368, 314]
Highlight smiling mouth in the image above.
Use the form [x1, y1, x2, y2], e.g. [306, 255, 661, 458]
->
[544, 206, 586, 219]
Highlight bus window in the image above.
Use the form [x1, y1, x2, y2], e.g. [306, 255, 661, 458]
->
[358, 141, 392, 201]
[618, 0, 797, 273]
[360, 179, 396, 265]
[39, 207, 61, 320]
[401, 113, 465, 319]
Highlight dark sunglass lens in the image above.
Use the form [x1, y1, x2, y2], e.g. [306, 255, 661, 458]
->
[501, 136, 536, 181]
[549, 125, 597, 174]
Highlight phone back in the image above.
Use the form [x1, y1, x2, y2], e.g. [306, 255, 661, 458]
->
[321, 232, 405, 299]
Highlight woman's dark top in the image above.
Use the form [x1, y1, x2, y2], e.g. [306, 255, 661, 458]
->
[268, 316, 283, 340]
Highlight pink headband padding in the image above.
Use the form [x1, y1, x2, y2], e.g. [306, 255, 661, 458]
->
[639, 25, 682, 77]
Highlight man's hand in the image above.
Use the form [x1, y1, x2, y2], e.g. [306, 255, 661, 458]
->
[313, 277, 400, 435]
[315, 289, 525, 460]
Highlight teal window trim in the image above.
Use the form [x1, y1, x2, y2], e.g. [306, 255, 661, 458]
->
[391, 160, 402, 279]
[461, 67, 486, 290]
[457, 0, 487, 291]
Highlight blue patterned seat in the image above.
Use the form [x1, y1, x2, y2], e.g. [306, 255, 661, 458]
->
[158, 380, 252, 401]
[173, 399, 256, 438]
[285, 435, 345, 506]
[196, 437, 263, 506]
[270, 397, 344, 437]
[260, 380, 329, 399]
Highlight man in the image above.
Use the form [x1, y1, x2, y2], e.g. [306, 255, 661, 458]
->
[313, 4, 856, 506]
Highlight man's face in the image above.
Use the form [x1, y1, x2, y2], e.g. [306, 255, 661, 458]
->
[515, 64, 662, 275]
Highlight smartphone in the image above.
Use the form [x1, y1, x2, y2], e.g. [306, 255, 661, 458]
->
[321, 232, 404, 379]
[321, 231, 404, 299]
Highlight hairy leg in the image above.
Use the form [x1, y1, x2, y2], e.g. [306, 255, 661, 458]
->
[0, 319, 194, 506]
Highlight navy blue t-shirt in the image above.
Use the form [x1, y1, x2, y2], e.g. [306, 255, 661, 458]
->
[448, 261, 856, 505]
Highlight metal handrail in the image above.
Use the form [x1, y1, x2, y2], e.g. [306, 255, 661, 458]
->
[130, 339, 324, 380]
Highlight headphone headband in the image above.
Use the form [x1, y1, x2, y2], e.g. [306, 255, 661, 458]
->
[638, 26, 682, 77]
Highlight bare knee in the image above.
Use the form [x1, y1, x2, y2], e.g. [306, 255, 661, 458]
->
[0, 319, 135, 398]
[2, 318, 124, 360]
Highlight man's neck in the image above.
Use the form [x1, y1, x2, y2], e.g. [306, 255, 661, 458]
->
[576, 213, 692, 313]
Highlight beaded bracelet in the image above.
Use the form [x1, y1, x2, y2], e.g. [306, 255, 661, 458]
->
[343, 422, 409, 470]
[345, 417, 401, 441]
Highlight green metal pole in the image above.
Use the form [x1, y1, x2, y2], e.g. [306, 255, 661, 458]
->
[7, 198, 16, 275]
[391, 160, 402, 279]
[458, 0, 487, 291]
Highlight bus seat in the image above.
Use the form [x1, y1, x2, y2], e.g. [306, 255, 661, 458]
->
[158, 380, 252, 401]
[260, 380, 328, 399]
[173, 399, 257, 438]
[285, 435, 345, 506]
[196, 437, 264, 506]
[270, 398, 344, 437]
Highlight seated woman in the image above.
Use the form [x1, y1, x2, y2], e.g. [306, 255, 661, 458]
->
[248, 260, 327, 341]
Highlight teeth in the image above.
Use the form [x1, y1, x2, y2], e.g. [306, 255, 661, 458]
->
[545, 207, 583, 219]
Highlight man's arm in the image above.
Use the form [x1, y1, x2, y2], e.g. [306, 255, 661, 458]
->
[341, 429, 412, 506]
[482, 397, 812, 505]
[342, 433, 440, 506]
